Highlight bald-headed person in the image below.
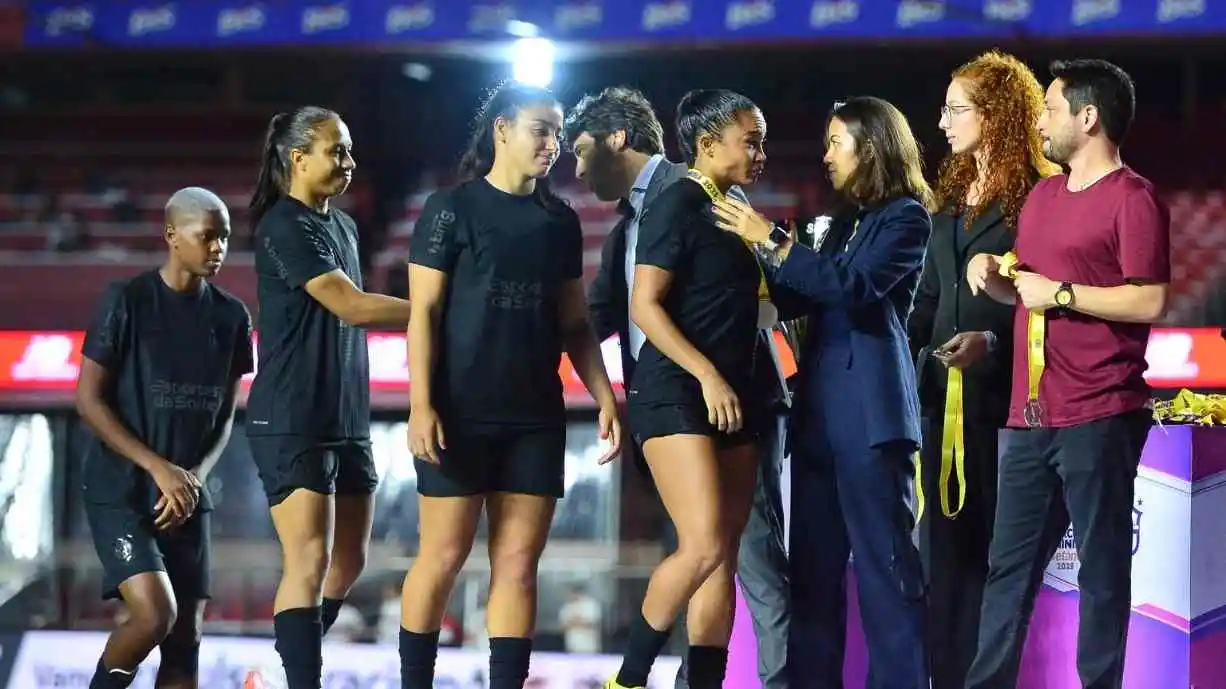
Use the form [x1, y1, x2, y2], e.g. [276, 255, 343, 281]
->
[164, 186, 231, 278]
[76, 186, 254, 689]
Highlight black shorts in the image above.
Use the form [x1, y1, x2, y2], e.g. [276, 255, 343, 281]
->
[414, 424, 566, 498]
[627, 399, 759, 451]
[248, 435, 379, 506]
[85, 500, 211, 601]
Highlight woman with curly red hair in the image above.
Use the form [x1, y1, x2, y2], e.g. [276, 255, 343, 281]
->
[908, 49, 1060, 689]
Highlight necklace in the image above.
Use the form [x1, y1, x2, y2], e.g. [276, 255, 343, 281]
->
[1074, 165, 1122, 192]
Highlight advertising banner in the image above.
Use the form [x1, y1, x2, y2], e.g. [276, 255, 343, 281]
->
[24, 1, 1225, 49]
[5, 630, 683, 688]
[1, 328, 1221, 409]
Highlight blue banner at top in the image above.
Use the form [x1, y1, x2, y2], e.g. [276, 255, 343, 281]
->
[23, 0, 1226, 49]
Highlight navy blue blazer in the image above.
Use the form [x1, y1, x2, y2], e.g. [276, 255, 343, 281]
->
[769, 195, 932, 450]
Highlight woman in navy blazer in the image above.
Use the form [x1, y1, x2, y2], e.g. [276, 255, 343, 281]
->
[714, 96, 935, 689]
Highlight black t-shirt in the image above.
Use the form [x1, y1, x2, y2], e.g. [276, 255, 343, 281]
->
[80, 270, 254, 511]
[409, 179, 584, 427]
[247, 197, 371, 440]
[630, 179, 761, 401]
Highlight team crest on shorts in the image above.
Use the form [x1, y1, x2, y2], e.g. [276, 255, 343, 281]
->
[113, 535, 134, 563]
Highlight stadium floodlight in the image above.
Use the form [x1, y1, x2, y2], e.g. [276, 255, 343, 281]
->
[511, 37, 555, 88]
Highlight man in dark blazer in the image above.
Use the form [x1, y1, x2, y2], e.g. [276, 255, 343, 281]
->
[567, 86, 790, 689]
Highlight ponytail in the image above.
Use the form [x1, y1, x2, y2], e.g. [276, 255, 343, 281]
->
[456, 124, 494, 184]
[458, 81, 571, 216]
[248, 105, 341, 232]
[249, 113, 290, 231]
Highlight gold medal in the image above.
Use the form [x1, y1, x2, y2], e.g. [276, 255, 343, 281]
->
[1000, 251, 1046, 428]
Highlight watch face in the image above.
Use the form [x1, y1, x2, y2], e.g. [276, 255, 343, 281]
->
[1056, 289, 1072, 306]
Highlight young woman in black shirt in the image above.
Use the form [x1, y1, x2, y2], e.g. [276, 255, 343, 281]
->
[403, 81, 621, 689]
[607, 89, 769, 689]
[77, 187, 251, 689]
[245, 106, 412, 689]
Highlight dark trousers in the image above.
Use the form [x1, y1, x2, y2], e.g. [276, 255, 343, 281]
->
[965, 409, 1151, 689]
[917, 414, 1001, 689]
[788, 423, 927, 689]
[676, 415, 790, 688]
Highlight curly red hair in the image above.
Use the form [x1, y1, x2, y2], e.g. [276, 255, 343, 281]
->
[935, 50, 1061, 229]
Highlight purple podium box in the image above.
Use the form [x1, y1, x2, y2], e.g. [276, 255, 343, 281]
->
[728, 425, 1225, 688]
[1028, 424, 1225, 689]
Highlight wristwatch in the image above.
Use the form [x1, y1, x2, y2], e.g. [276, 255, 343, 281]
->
[1054, 281, 1076, 309]
[983, 331, 998, 352]
[763, 224, 791, 250]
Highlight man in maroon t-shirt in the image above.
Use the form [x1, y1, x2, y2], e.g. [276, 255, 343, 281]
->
[963, 59, 1171, 689]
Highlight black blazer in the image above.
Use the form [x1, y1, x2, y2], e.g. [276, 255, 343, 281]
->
[908, 202, 1016, 426]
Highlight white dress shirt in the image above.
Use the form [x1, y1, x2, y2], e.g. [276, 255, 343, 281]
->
[624, 154, 665, 360]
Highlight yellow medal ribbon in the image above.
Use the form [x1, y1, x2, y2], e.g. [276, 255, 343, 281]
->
[920, 253, 1036, 525]
[1153, 389, 1226, 425]
[914, 360, 968, 524]
[999, 251, 1047, 427]
[687, 169, 770, 301]
[939, 367, 967, 517]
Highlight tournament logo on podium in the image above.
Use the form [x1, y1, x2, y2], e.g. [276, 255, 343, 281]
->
[1044, 498, 1144, 590]
[1132, 503, 1143, 556]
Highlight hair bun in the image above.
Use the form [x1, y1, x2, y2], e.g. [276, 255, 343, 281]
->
[676, 89, 715, 115]
[269, 112, 291, 135]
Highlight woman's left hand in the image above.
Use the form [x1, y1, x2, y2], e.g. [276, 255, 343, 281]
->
[712, 197, 775, 244]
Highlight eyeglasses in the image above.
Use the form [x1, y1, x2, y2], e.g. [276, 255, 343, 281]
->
[940, 104, 975, 119]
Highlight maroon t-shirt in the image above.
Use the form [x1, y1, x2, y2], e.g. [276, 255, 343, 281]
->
[1007, 168, 1171, 428]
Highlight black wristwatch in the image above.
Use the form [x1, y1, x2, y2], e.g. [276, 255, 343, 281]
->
[764, 224, 791, 250]
[1054, 281, 1075, 309]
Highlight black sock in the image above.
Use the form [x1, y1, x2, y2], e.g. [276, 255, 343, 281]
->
[399, 628, 440, 689]
[89, 659, 136, 689]
[684, 646, 728, 689]
[273, 607, 323, 689]
[489, 637, 533, 689]
[320, 597, 345, 636]
[615, 612, 671, 688]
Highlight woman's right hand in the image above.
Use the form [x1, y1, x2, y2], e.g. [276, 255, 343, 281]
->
[408, 405, 446, 464]
[936, 331, 991, 369]
[700, 373, 742, 433]
[149, 460, 200, 529]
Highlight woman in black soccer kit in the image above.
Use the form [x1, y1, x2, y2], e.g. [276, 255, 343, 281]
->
[245, 106, 412, 689]
[77, 187, 251, 689]
[607, 90, 770, 689]
[401, 81, 621, 689]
